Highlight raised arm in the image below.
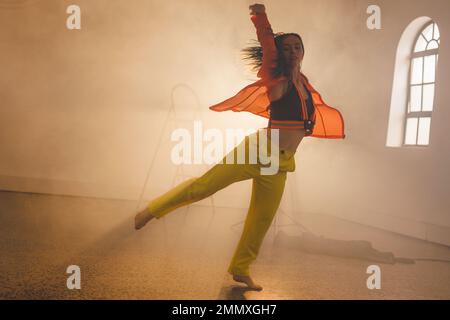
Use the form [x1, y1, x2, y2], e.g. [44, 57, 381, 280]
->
[249, 4, 278, 79]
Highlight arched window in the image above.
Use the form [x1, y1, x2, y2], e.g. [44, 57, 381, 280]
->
[404, 22, 440, 146]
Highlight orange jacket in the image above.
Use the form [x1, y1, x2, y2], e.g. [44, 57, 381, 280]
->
[209, 12, 346, 139]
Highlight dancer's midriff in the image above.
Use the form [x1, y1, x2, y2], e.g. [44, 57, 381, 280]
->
[266, 127, 306, 154]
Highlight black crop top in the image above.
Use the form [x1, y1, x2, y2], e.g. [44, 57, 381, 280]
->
[269, 81, 314, 121]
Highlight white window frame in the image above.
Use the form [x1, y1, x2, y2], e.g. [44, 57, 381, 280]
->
[403, 21, 440, 146]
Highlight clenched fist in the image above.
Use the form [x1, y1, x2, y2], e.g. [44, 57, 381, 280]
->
[249, 3, 265, 15]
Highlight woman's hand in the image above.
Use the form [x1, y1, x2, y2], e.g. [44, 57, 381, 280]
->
[249, 3, 266, 15]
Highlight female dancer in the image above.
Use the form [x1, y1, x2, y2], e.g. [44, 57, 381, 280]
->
[135, 3, 345, 291]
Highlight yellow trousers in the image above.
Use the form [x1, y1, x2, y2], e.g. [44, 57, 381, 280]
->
[146, 129, 296, 276]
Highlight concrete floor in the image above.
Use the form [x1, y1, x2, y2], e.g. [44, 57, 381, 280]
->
[0, 190, 449, 300]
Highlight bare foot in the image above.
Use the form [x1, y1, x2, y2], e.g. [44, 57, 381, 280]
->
[232, 274, 263, 291]
[134, 208, 155, 230]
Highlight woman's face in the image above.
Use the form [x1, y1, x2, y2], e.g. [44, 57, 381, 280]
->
[281, 35, 304, 69]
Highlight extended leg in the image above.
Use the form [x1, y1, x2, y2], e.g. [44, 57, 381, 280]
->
[134, 151, 258, 230]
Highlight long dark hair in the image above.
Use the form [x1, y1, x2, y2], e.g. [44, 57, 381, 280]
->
[241, 33, 304, 78]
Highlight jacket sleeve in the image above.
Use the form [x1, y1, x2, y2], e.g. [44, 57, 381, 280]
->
[250, 12, 278, 80]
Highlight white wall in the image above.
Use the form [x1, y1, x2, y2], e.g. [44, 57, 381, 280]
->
[0, 0, 449, 245]
[282, 0, 450, 245]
